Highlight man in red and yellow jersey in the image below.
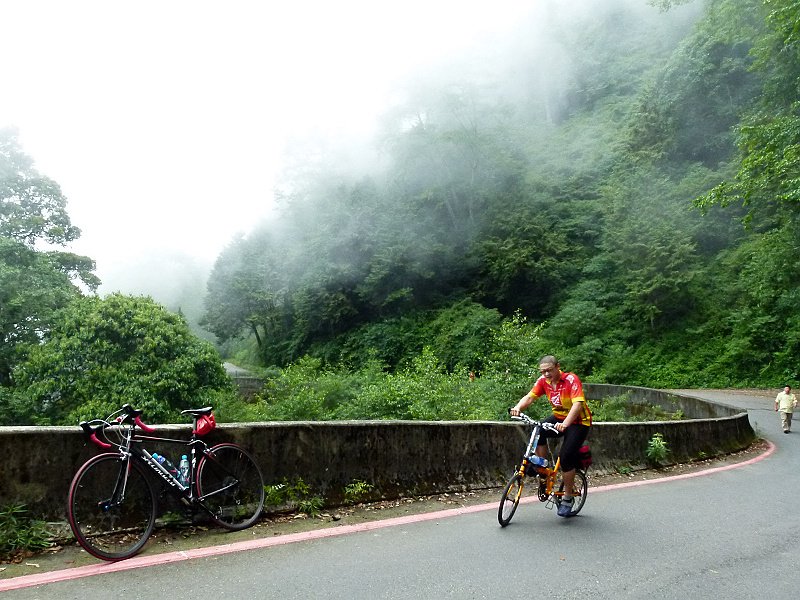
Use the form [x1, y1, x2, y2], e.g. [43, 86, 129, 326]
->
[510, 355, 592, 517]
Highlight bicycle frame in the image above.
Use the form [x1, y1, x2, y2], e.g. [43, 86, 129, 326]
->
[69, 403, 265, 561]
[82, 405, 242, 519]
[499, 413, 589, 526]
[512, 414, 564, 501]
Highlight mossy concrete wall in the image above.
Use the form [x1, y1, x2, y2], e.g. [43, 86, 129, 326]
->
[0, 385, 754, 521]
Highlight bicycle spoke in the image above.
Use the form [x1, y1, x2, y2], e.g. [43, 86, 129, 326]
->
[197, 444, 265, 530]
[67, 454, 156, 561]
[498, 473, 524, 526]
[554, 468, 588, 516]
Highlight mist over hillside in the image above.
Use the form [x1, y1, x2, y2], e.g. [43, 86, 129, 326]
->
[98, 252, 214, 339]
[4, 0, 799, 429]
[107, 0, 704, 317]
[201, 0, 731, 369]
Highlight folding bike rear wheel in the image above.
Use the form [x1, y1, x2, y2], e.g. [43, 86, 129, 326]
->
[554, 468, 588, 516]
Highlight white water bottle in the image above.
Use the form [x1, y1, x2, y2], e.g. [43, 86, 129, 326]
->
[178, 455, 190, 486]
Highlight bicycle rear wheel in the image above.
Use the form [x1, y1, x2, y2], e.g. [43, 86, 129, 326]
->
[67, 454, 157, 561]
[196, 443, 265, 530]
[498, 473, 524, 527]
[555, 468, 588, 516]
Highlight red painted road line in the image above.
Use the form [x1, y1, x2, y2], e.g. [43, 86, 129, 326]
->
[0, 440, 775, 593]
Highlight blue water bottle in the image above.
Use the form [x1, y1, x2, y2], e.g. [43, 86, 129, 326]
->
[529, 455, 548, 468]
[154, 453, 179, 479]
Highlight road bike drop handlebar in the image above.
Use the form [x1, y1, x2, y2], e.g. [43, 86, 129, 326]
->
[79, 403, 156, 450]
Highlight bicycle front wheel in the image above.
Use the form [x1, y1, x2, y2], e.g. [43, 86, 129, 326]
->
[498, 473, 524, 527]
[196, 443, 265, 530]
[555, 468, 588, 516]
[67, 454, 157, 561]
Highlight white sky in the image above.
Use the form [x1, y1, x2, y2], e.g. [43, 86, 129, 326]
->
[1, 0, 532, 291]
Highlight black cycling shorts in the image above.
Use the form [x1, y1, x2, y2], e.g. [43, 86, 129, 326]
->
[536, 414, 590, 472]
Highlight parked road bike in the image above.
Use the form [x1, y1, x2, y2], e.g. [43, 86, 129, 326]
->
[67, 404, 265, 561]
[498, 412, 589, 526]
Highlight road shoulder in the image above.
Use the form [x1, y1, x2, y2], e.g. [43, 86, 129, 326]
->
[0, 437, 771, 582]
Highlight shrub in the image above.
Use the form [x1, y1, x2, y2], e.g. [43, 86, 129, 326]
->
[0, 504, 52, 560]
[645, 433, 670, 465]
[343, 480, 375, 504]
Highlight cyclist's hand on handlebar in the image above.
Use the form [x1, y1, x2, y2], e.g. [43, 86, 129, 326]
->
[509, 407, 521, 417]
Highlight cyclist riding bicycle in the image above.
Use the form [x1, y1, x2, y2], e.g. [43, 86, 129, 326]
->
[510, 355, 592, 517]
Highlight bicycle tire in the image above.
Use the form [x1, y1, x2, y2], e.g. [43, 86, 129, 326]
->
[555, 468, 588, 516]
[67, 453, 157, 561]
[498, 472, 524, 527]
[196, 443, 265, 530]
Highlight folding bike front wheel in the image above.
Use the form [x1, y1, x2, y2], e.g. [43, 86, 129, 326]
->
[498, 472, 525, 527]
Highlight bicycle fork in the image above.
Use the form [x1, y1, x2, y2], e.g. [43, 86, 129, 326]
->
[100, 453, 133, 512]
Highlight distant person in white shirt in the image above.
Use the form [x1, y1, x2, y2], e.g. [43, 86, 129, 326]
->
[775, 385, 798, 433]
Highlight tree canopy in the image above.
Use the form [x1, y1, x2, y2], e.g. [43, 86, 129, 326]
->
[5, 0, 800, 425]
[1, 129, 235, 426]
[5, 293, 234, 425]
[0, 128, 99, 386]
[202, 0, 800, 388]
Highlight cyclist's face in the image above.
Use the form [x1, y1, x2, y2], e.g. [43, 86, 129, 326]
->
[539, 362, 559, 382]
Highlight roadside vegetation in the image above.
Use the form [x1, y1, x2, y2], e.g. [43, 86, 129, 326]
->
[3, 0, 800, 426]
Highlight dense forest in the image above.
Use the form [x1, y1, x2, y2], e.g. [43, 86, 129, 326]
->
[201, 0, 797, 383]
[2, 0, 799, 425]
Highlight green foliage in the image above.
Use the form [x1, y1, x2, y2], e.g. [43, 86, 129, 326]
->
[421, 301, 503, 372]
[484, 312, 549, 382]
[696, 0, 798, 217]
[297, 496, 324, 517]
[341, 347, 505, 421]
[0, 129, 81, 246]
[0, 504, 52, 559]
[6, 293, 236, 425]
[9, 0, 800, 427]
[590, 394, 632, 422]
[264, 477, 323, 516]
[204, 0, 779, 391]
[264, 482, 289, 508]
[646, 433, 670, 465]
[255, 347, 517, 422]
[0, 129, 99, 386]
[343, 479, 375, 504]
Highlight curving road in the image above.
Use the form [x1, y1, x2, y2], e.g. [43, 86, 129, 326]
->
[4, 391, 798, 599]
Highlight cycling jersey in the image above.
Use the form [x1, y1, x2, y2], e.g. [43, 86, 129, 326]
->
[531, 371, 592, 427]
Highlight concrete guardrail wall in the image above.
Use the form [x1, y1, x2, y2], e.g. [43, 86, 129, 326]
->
[0, 385, 755, 522]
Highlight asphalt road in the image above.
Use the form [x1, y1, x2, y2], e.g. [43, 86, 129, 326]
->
[5, 391, 798, 599]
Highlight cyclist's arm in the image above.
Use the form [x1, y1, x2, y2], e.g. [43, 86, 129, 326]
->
[510, 391, 537, 416]
[556, 399, 585, 431]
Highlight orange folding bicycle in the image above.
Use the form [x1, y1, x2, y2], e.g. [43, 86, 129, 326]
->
[498, 412, 590, 526]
